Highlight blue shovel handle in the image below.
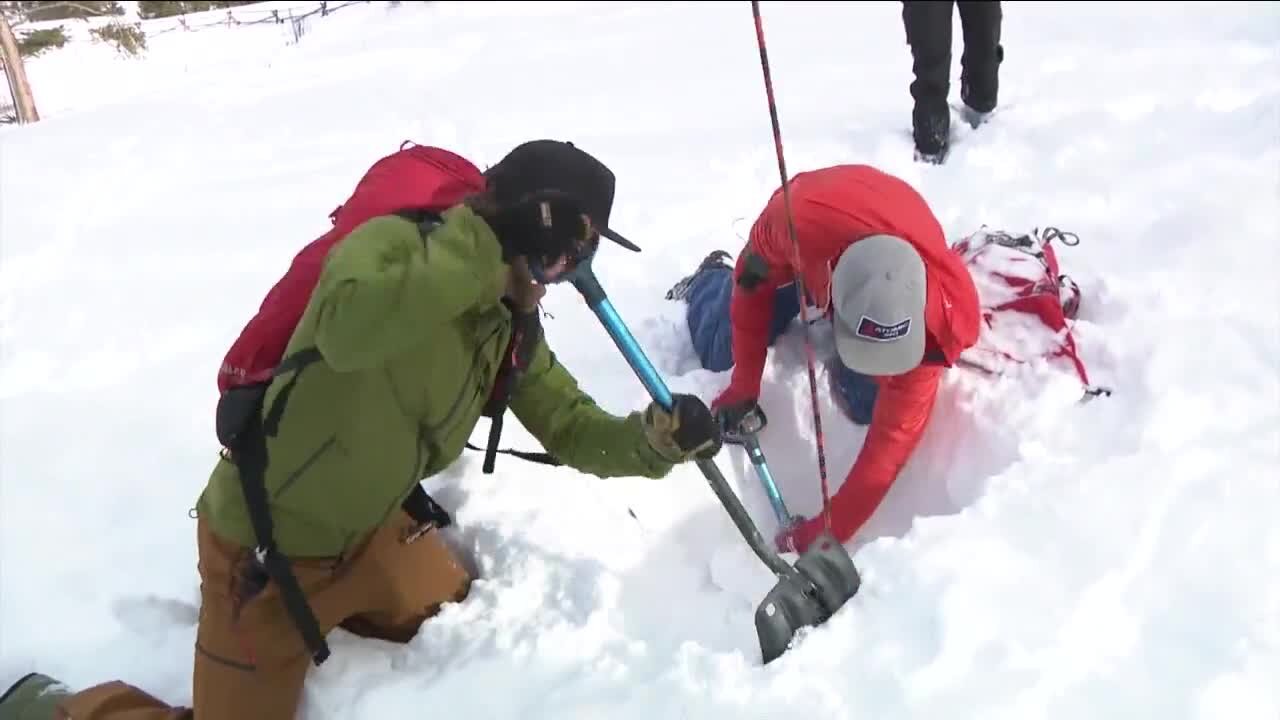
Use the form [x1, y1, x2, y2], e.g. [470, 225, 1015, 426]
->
[571, 263, 793, 578]
[744, 437, 796, 530]
[721, 404, 796, 530]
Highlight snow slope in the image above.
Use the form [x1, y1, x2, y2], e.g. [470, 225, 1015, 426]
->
[2, 1, 1278, 718]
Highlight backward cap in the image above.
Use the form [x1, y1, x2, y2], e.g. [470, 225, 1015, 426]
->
[831, 234, 928, 376]
[487, 140, 640, 252]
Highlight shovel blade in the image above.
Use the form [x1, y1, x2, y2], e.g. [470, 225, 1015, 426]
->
[753, 532, 861, 664]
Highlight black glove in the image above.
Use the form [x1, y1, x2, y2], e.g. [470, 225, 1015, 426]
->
[714, 399, 767, 445]
[486, 190, 597, 282]
[642, 394, 722, 463]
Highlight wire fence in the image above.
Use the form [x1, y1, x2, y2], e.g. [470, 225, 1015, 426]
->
[141, 1, 374, 38]
[4, 1, 382, 39]
[3, 1, 405, 123]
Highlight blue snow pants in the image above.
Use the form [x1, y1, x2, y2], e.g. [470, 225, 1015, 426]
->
[682, 263, 880, 425]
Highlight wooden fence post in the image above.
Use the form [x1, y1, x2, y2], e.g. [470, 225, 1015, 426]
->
[0, 12, 40, 124]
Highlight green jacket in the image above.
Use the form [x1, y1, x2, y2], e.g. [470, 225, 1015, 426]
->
[197, 205, 675, 557]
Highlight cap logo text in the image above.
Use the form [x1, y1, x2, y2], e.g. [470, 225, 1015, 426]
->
[856, 315, 911, 342]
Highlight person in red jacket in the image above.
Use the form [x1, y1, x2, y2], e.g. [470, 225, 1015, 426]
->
[665, 164, 981, 553]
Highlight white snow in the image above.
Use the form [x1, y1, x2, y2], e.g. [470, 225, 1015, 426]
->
[2, 1, 1279, 718]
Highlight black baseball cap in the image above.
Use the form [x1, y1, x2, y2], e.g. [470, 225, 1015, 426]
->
[485, 140, 641, 253]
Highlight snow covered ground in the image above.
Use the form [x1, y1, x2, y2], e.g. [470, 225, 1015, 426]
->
[2, 1, 1278, 718]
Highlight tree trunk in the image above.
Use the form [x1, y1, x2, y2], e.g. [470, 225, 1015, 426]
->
[0, 13, 40, 124]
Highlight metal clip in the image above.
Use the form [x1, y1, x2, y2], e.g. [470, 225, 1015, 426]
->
[721, 403, 769, 445]
[401, 521, 436, 546]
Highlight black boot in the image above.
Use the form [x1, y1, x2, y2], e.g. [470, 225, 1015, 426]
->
[666, 250, 733, 301]
[913, 107, 950, 164]
[0, 673, 73, 720]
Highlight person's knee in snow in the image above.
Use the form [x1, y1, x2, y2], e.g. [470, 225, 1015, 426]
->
[672, 250, 738, 372]
[668, 249, 805, 374]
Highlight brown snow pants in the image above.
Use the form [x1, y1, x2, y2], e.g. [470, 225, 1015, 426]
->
[55, 510, 473, 719]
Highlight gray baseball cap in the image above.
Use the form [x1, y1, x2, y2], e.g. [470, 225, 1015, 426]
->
[831, 234, 929, 376]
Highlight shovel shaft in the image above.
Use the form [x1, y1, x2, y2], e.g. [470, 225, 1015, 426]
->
[573, 269, 794, 578]
[577, 280, 673, 410]
[745, 438, 794, 528]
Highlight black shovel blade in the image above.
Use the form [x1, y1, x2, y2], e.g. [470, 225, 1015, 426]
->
[754, 532, 861, 664]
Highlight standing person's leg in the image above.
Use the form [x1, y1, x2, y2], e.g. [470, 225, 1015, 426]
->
[956, 0, 1003, 123]
[902, 0, 956, 161]
[667, 250, 801, 374]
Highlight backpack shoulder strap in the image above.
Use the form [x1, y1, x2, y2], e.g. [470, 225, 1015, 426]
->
[274, 347, 322, 377]
[393, 209, 445, 239]
[216, 344, 330, 666]
[263, 346, 323, 438]
[474, 303, 551, 473]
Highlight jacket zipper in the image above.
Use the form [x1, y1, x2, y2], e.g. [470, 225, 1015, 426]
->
[422, 323, 502, 440]
[380, 424, 426, 527]
[272, 435, 337, 499]
[378, 322, 503, 529]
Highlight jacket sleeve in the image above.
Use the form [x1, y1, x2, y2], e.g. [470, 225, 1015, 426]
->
[827, 365, 943, 542]
[508, 337, 676, 480]
[308, 209, 506, 373]
[725, 233, 795, 401]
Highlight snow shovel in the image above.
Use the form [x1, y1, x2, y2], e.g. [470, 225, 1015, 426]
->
[570, 264, 861, 664]
[719, 403, 801, 533]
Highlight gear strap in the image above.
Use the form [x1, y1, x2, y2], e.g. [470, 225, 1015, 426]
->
[396, 210, 561, 473]
[216, 348, 330, 666]
[466, 299, 561, 472]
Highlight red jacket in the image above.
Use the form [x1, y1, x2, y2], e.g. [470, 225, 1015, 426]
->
[719, 164, 981, 545]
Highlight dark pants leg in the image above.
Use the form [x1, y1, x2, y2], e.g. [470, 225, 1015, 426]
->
[829, 362, 880, 426]
[902, 0, 955, 156]
[684, 265, 799, 373]
[957, 1, 1002, 113]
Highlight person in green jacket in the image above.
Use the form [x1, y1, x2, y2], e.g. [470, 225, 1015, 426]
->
[2, 140, 721, 720]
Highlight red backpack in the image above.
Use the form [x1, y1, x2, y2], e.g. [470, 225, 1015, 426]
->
[951, 226, 1111, 401]
[216, 141, 487, 393]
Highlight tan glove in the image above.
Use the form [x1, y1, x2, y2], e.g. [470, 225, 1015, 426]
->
[642, 394, 723, 463]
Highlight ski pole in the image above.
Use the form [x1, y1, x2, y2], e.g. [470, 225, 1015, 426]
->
[570, 261, 794, 579]
[751, 0, 834, 533]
